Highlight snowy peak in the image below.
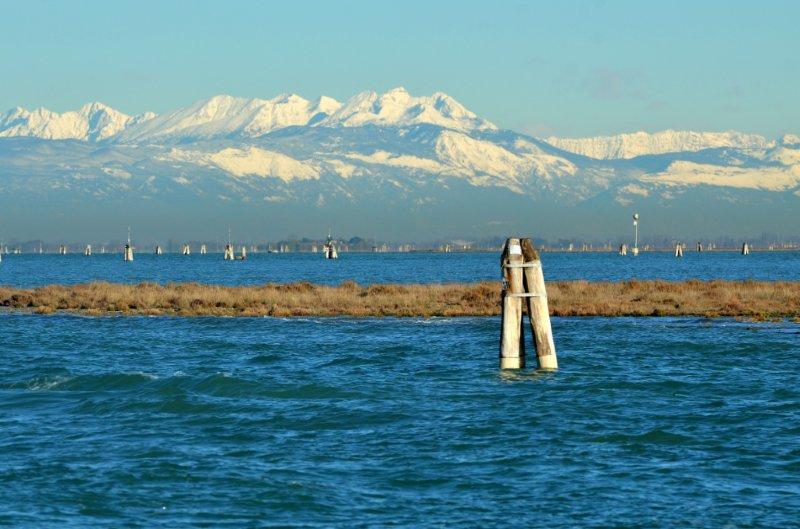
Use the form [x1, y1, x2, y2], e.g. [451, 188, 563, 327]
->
[779, 134, 800, 147]
[0, 102, 134, 141]
[115, 93, 343, 143]
[2, 92, 791, 161]
[320, 87, 496, 131]
[545, 130, 771, 159]
[0, 89, 493, 142]
[78, 102, 134, 141]
[312, 95, 341, 115]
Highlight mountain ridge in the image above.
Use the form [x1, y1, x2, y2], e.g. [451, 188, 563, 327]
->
[5, 89, 789, 157]
[0, 88, 798, 240]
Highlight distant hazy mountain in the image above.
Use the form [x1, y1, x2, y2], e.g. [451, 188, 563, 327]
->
[545, 130, 773, 159]
[0, 88, 797, 241]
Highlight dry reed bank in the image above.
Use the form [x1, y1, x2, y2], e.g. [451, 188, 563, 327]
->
[0, 280, 798, 319]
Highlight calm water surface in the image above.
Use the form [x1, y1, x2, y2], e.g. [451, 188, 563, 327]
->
[0, 251, 798, 286]
[1, 315, 798, 527]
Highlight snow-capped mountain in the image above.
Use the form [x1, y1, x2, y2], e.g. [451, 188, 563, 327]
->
[0, 102, 153, 142]
[114, 93, 342, 143]
[318, 87, 496, 132]
[546, 130, 771, 159]
[0, 88, 797, 240]
[0, 87, 494, 144]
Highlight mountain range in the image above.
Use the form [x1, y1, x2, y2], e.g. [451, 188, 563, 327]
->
[0, 87, 798, 242]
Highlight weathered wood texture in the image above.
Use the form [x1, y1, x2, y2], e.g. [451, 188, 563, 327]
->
[500, 238, 526, 369]
[521, 238, 558, 369]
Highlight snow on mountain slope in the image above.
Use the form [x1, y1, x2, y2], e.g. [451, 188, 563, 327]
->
[158, 146, 320, 182]
[779, 134, 800, 147]
[116, 94, 340, 143]
[345, 151, 449, 173]
[105, 88, 496, 142]
[320, 87, 496, 132]
[545, 130, 771, 159]
[0, 102, 141, 141]
[641, 160, 800, 191]
[767, 147, 800, 166]
[433, 131, 576, 191]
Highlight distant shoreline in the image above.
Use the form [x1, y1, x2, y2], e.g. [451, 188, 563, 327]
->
[1, 280, 798, 320]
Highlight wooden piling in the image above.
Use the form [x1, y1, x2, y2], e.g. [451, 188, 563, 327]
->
[499, 238, 526, 369]
[520, 238, 558, 370]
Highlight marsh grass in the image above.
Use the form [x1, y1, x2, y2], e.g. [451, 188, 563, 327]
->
[0, 280, 798, 318]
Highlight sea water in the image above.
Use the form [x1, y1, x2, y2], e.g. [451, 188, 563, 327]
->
[1, 315, 798, 527]
[0, 251, 798, 287]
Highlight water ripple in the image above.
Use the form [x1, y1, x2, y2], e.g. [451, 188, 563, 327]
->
[0, 314, 798, 527]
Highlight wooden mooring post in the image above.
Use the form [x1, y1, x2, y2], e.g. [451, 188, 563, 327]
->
[500, 237, 558, 370]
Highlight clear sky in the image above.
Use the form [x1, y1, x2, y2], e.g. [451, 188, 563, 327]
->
[2, 0, 798, 138]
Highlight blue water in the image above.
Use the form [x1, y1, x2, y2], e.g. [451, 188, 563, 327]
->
[0, 251, 798, 287]
[1, 314, 798, 527]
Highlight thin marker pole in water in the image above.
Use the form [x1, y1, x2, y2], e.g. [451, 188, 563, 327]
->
[224, 227, 234, 260]
[124, 226, 134, 262]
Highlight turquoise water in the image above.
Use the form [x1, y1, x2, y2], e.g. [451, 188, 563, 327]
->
[0, 250, 798, 287]
[1, 314, 798, 527]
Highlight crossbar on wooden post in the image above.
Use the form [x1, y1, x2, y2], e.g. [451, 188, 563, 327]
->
[499, 238, 525, 369]
[520, 238, 558, 370]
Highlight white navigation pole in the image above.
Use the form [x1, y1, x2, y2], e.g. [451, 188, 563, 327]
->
[124, 226, 134, 261]
[224, 227, 234, 260]
[632, 213, 640, 256]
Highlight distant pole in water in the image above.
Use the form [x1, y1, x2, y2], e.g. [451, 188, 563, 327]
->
[124, 226, 134, 262]
[675, 242, 683, 258]
[742, 242, 750, 256]
[631, 213, 639, 256]
[323, 229, 338, 259]
[224, 227, 234, 260]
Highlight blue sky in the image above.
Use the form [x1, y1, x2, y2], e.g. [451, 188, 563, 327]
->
[2, 0, 798, 138]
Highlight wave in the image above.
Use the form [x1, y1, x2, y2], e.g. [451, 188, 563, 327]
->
[4, 372, 159, 392]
